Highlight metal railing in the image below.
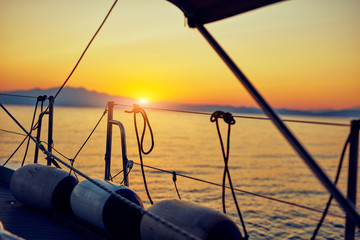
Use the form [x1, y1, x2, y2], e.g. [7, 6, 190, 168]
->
[34, 96, 54, 166]
[104, 101, 129, 186]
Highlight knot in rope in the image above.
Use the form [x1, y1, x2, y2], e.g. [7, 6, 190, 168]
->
[172, 171, 177, 182]
[126, 104, 154, 155]
[210, 111, 235, 125]
[127, 160, 134, 170]
[125, 104, 141, 114]
[172, 171, 181, 200]
[37, 95, 47, 102]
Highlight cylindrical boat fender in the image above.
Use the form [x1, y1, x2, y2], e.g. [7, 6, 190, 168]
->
[70, 179, 143, 239]
[140, 199, 242, 240]
[10, 164, 78, 212]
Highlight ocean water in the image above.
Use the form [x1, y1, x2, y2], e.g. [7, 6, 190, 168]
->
[1, 104, 359, 239]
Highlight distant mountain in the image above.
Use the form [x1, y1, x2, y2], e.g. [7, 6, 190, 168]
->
[0, 87, 135, 108]
[1, 87, 359, 117]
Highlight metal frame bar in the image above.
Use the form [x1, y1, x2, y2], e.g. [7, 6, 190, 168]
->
[194, 22, 360, 226]
[104, 101, 130, 186]
[105, 101, 114, 180]
[34, 111, 46, 163]
[345, 120, 359, 239]
[34, 96, 54, 165]
[109, 120, 129, 187]
[47, 96, 54, 166]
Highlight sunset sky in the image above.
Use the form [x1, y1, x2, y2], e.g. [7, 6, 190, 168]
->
[0, 0, 359, 110]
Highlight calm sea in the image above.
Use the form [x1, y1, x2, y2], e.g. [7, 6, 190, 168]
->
[1, 105, 359, 239]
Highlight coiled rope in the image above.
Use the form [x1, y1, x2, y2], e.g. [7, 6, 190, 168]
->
[126, 104, 155, 204]
[0, 103, 200, 240]
[211, 111, 248, 239]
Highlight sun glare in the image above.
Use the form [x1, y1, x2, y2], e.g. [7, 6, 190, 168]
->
[139, 98, 148, 104]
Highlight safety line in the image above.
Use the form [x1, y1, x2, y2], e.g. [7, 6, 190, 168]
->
[0, 93, 38, 99]
[114, 104, 350, 127]
[0, 128, 27, 137]
[131, 161, 345, 219]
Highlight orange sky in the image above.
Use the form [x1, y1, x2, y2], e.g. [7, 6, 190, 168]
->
[0, 0, 359, 110]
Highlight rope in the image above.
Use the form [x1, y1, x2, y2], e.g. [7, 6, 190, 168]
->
[0, 103, 200, 240]
[211, 111, 248, 239]
[111, 160, 134, 182]
[0, 93, 38, 99]
[120, 160, 134, 185]
[2, 135, 28, 167]
[0, 129, 26, 137]
[21, 98, 40, 166]
[173, 171, 182, 200]
[311, 132, 351, 239]
[25, 0, 118, 133]
[131, 162, 345, 219]
[69, 105, 107, 176]
[50, 1, 118, 104]
[1, 97, 44, 167]
[126, 104, 155, 204]
[114, 104, 350, 127]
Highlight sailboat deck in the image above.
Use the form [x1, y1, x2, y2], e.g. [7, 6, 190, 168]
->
[0, 182, 88, 240]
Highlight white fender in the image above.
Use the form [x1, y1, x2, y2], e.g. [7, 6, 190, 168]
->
[70, 179, 143, 239]
[10, 164, 78, 212]
[140, 199, 242, 240]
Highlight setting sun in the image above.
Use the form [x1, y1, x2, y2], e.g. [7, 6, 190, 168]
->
[139, 98, 148, 104]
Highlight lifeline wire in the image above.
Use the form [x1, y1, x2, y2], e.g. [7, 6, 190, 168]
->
[126, 104, 155, 204]
[0, 129, 26, 137]
[114, 104, 350, 127]
[211, 111, 248, 239]
[0, 103, 200, 240]
[131, 161, 345, 219]
[0, 93, 38, 99]
[311, 132, 351, 239]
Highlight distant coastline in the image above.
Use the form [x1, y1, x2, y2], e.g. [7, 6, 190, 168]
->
[1, 87, 359, 118]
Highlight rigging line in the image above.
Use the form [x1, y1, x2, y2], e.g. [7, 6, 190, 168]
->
[36, 0, 118, 116]
[311, 132, 351, 239]
[114, 104, 350, 127]
[0, 103, 200, 240]
[21, 99, 40, 166]
[0, 93, 38, 99]
[120, 166, 133, 185]
[211, 111, 248, 239]
[2, 135, 28, 167]
[0, 129, 26, 137]
[2, 98, 42, 167]
[72, 106, 107, 160]
[131, 161, 345, 219]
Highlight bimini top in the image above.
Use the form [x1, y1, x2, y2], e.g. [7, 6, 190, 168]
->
[167, 0, 284, 27]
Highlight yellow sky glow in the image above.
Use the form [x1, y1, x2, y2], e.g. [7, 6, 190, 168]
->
[0, 0, 359, 110]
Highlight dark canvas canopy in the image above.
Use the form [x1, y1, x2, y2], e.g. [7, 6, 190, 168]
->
[167, 0, 284, 26]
